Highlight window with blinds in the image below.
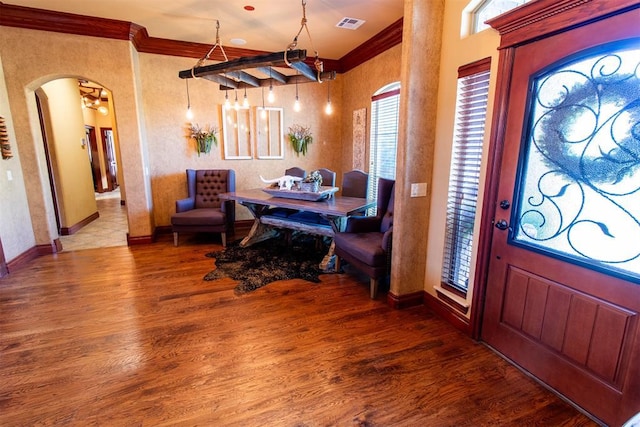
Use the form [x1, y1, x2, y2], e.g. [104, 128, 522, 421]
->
[368, 83, 400, 212]
[441, 58, 491, 294]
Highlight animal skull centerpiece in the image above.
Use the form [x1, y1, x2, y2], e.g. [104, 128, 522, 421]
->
[260, 175, 304, 190]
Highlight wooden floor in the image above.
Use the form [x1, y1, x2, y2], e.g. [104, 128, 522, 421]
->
[0, 234, 597, 426]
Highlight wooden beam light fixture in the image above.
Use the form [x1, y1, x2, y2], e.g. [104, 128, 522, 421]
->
[178, 1, 336, 91]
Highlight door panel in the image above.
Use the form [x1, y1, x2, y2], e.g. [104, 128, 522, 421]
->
[482, 9, 640, 426]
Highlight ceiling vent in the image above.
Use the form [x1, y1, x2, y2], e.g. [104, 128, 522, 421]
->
[336, 17, 365, 30]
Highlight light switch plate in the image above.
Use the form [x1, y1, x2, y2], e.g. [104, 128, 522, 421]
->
[410, 182, 427, 197]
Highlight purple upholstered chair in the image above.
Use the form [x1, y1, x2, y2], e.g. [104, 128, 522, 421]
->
[171, 169, 235, 247]
[341, 169, 369, 198]
[334, 178, 395, 298]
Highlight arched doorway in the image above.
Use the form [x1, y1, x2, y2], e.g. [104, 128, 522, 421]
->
[36, 77, 127, 250]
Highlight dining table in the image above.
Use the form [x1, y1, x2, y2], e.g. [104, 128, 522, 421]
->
[219, 187, 375, 270]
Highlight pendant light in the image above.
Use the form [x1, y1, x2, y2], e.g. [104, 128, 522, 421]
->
[267, 67, 275, 103]
[185, 79, 194, 119]
[293, 73, 301, 112]
[324, 80, 333, 115]
[224, 89, 231, 110]
[243, 87, 250, 108]
[260, 87, 267, 119]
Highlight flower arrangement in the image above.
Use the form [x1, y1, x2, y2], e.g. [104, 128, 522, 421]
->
[287, 124, 313, 156]
[188, 123, 218, 156]
[300, 170, 322, 192]
[302, 170, 322, 184]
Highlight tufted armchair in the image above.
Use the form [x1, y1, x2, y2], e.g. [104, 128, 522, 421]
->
[334, 178, 395, 299]
[171, 169, 235, 247]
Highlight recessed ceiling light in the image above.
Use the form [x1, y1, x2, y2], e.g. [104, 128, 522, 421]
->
[244, 5, 255, 11]
[230, 38, 247, 45]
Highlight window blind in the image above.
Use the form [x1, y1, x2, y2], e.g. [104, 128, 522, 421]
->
[441, 60, 491, 293]
[368, 86, 400, 210]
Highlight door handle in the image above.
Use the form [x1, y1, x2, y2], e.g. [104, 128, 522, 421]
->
[495, 219, 509, 230]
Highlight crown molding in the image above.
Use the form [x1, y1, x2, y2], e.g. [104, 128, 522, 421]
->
[0, 2, 399, 73]
[487, 0, 640, 49]
[339, 18, 403, 73]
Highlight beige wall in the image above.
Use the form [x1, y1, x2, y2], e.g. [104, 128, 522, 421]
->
[41, 78, 98, 228]
[0, 56, 36, 260]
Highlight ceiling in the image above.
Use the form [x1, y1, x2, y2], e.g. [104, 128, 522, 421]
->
[4, 0, 405, 60]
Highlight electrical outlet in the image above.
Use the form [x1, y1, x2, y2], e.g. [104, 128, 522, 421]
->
[6, 170, 12, 181]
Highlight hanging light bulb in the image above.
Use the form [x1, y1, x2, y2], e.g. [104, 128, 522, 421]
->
[243, 87, 249, 108]
[185, 79, 194, 119]
[293, 74, 301, 112]
[224, 90, 231, 110]
[267, 67, 275, 103]
[267, 86, 275, 103]
[324, 80, 333, 115]
[260, 87, 267, 119]
[234, 90, 240, 111]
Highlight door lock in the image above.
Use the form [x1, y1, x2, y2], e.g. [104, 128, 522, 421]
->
[495, 219, 509, 230]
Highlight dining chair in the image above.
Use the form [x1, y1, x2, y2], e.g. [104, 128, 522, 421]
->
[317, 168, 336, 187]
[285, 167, 307, 178]
[341, 169, 369, 198]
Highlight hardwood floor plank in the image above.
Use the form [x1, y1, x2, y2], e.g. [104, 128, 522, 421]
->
[0, 236, 597, 426]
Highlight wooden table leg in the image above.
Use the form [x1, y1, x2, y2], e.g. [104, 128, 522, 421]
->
[240, 220, 280, 247]
[238, 201, 279, 247]
[319, 240, 336, 272]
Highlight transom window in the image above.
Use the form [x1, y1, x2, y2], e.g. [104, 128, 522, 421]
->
[472, 0, 530, 34]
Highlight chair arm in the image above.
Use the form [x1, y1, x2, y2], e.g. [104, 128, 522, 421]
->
[382, 226, 393, 252]
[344, 216, 382, 233]
[383, 226, 393, 273]
[176, 197, 195, 213]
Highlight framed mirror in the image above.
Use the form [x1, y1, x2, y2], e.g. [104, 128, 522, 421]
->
[254, 107, 284, 159]
[222, 106, 252, 159]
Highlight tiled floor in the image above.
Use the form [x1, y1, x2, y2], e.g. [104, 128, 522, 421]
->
[58, 188, 128, 251]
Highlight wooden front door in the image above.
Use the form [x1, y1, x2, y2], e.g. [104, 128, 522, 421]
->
[481, 5, 640, 426]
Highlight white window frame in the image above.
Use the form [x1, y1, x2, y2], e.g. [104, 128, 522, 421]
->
[368, 82, 400, 212]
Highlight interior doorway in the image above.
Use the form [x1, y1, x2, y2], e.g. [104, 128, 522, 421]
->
[36, 77, 127, 251]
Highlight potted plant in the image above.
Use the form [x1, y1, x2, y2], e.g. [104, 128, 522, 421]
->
[299, 170, 322, 192]
[188, 123, 218, 156]
[287, 124, 313, 156]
